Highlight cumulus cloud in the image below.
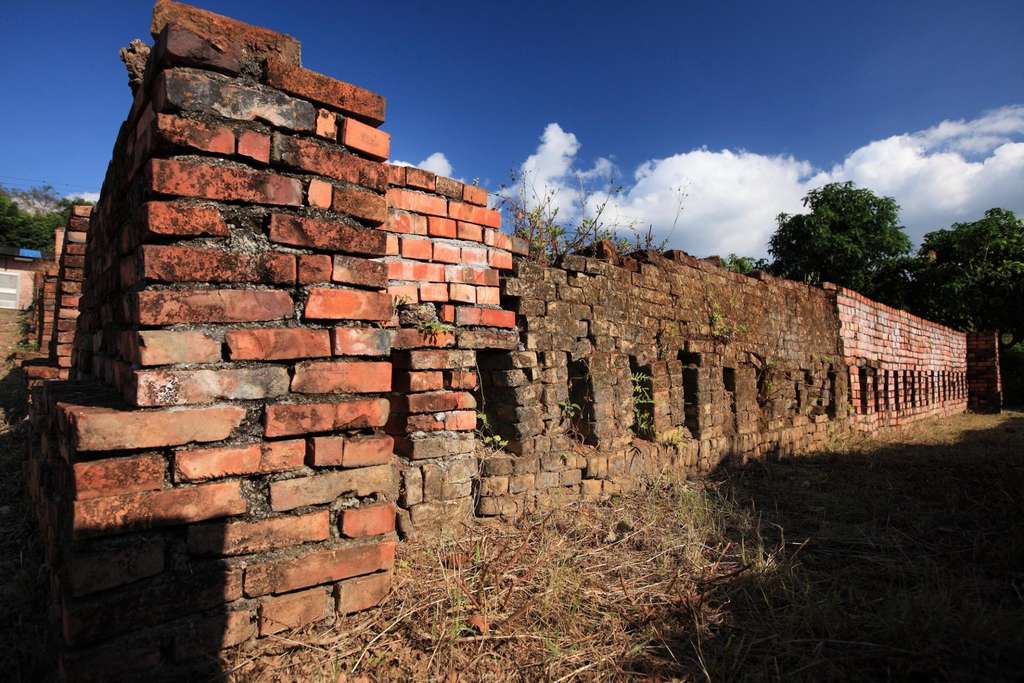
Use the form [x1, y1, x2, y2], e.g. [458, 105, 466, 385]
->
[508, 106, 1024, 257]
[390, 152, 453, 178]
[65, 191, 100, 203]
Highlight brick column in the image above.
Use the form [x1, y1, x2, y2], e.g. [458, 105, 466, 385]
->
[967, 331, 1002, 413]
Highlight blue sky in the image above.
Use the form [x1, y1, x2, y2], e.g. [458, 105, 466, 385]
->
[1, 0, 1022, 256]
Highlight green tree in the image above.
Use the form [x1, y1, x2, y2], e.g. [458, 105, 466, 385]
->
[912, 208, 1024, 347]
[722, 253, 770, 275]
[0, 185, 86, 255]
[768, 182, 912, 300]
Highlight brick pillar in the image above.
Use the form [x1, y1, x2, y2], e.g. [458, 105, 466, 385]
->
[967, 331, 1002, 413]
[48, 205, 92, 374]
[27, 2, 402, 677]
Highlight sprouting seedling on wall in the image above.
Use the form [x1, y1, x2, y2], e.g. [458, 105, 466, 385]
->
[475, 411, 509, 450]
[631, 371, 655, 438]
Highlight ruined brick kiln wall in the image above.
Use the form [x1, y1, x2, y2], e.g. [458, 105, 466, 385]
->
[475, 249, 851, 516]
[835, 287, 968, 429]
[27, 2, 401, 678]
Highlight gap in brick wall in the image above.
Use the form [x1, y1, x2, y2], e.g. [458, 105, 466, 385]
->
[567, 356, 596, 445]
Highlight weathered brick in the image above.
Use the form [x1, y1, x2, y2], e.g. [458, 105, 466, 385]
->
[401, 237, 432, 260]
[332, 255, 387, 288]
[391, 328, 455, 349]
[316, 108, 337, 139]
[404, 391, 476, 414]
[154, 68, 314, 131]
[385, 209, 428, 235]
[139, 245, 295, 284]
[340, 503, 395, 538]
[299, 254, 333, 283]
[332, 184, 387, 224]
[188, 510, 330, 556]
[456, 306, 516, 328]
[174, 439, 304, 481]
[268, 213, 387, 254]
[65, 404, 246, 451]
[405, 167, 435, 190]
[264, 398, 391, 437]
[489, 249, 514, 270]
[65, 540, 165, 597]
[445, 265, 500, 286]
[244, 541, 397, 596]
[152, 113, 234, 155]
[432, 242, 461, 264]
[73, 480, 247, 538]
[386, 188, 446, 216]
[152, 23, 242, 74]
[396, 370, 444, 392]
[307, 178, 332, 208]
[226, 328, 331, 360]
[147, 158, 302, 206]
[72, 454, 165, 500]
[457, 221, 483, 242]
[265, 60, 386, 125]
[291, 360, 392, 394]
[259, 587, 331, 636]
[342, 434, 394, 467]
[132, 366, 290, 406]
[271, 133, 387, 191]
[388, 260, 445, 282]
[461, 246, 488, 265]
[269, 465, 398, 511]
[139, 201, 229, 239]
[397, 349, 476, 370]
[336, 571, 391, 614]
[305, 288, 392, 321]
[237, 129, 271, 163]
[463, 184, 488, 206]
[131, 329, 222, 366]
[341, 117, 390, 160]
[332, 327, 391, 356]
[448, 201, 500, 228]
[419, 283, 448, 302]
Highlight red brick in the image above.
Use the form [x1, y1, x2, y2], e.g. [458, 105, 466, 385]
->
[65, 404, 245, 451]
[419, 283, 448, 302]
[445, 410, 477, 431]
[152, 22, 242, 74]
[404, 413, 444, 431]
[489, 249, 513, 269]
[298, 253, 333, 284]
[268, 212, 387, 254]
[401, 237, 432, 260]
[396, 370, 444, 392]
[457, 221, 483, 242]
[316, 108, 337, 139]
[237, 129, 270, 163]
[391, 329, 455, 349]
[305, 288, 392, 321]
[271, 133, 387, 191]
[227, 327, 330, 360]
[387, 164, 407, 186]
[463, 184, 488, 206]
[387, 260, 445, 282]
[340, 503, 395, 538]
[337, 572, 391, 613]
[405, 391, 476, 414]
[461, 246, 488, 265]
[72, 454, 165, 500]
[134, 288, 292, 325]
[245, 541, 397, 596]
[139, 245, 295, 284]
[396, 349, 476, 370]
[131, 330, 221, 366]
[140, 201, 229, 239]
[264, 398, 391, 437]
[405, 167, 436, 190]
[291, 360, 392, 393]
[132, 366, 290, 406]
[343, 434, 394, 467]
[386, 188, 446, 216]
[448, 201, 500, 228]
[265, 60, 386, 125]
[432, 242, 461, 264]
[307, 178, 332, 208]
[456, 306, 516, 328]
[341, 117, 390, 160]
[332, 255, 387, 288]
[445, 265, 499, 286]
[449, 283, 476, 304]
[385, 209, 428, 235]
[427, 216, 456, 238]
[476, 286, 501, 305]
[448, 370, 478, 389]
[268, 465, 397, 511]
[174, 439, 304, 482]
[188, 510, 329, 556]
[65, 540, 165, 597]
[386, 233, 399, 256]
[309, 436, 344, 466]
[153, 113, 234, 154]
[484, 229, 513, 251]
[72, 480, 247, 538]
[151, 0, 302, 65]
[332, 327, 391, 356]
[388, 283, 418, 304]
[147, 158, 302, 206]
[332, 184, 387, 224]
[259, 587, 331, 636]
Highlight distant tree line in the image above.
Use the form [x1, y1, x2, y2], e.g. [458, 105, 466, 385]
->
[0, 185, 94, 255]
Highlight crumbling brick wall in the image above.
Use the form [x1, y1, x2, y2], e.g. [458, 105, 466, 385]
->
[835, 287, 968, 428]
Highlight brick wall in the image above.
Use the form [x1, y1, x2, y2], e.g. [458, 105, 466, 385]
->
[834, 287, 968, 428]
[22, 1, 999, 678]
[967, 331, 1002, 413]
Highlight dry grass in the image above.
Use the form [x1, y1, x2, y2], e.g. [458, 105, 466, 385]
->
[228, 412, 1024, 682]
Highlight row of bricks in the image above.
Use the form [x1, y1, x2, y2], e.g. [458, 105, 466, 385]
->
[393, 235, 513, 269]
[385, 207, 522, 253]
[387, 164, 487, 205]
[63, 540, 395, 645]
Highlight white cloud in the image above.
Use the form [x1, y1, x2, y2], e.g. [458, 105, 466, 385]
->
[390, 152, 453, 178]
[508, 106, 1024, 257]
[65, 191, 100, 203]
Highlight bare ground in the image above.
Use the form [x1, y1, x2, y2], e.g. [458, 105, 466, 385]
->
[0, 307, 1021, 681]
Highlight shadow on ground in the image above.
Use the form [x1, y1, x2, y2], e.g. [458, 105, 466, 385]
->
[625, 414, 1024, 681]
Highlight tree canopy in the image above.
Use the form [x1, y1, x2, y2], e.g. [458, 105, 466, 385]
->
[768, 182, 912, 300]
[0, 185, 88, 255]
